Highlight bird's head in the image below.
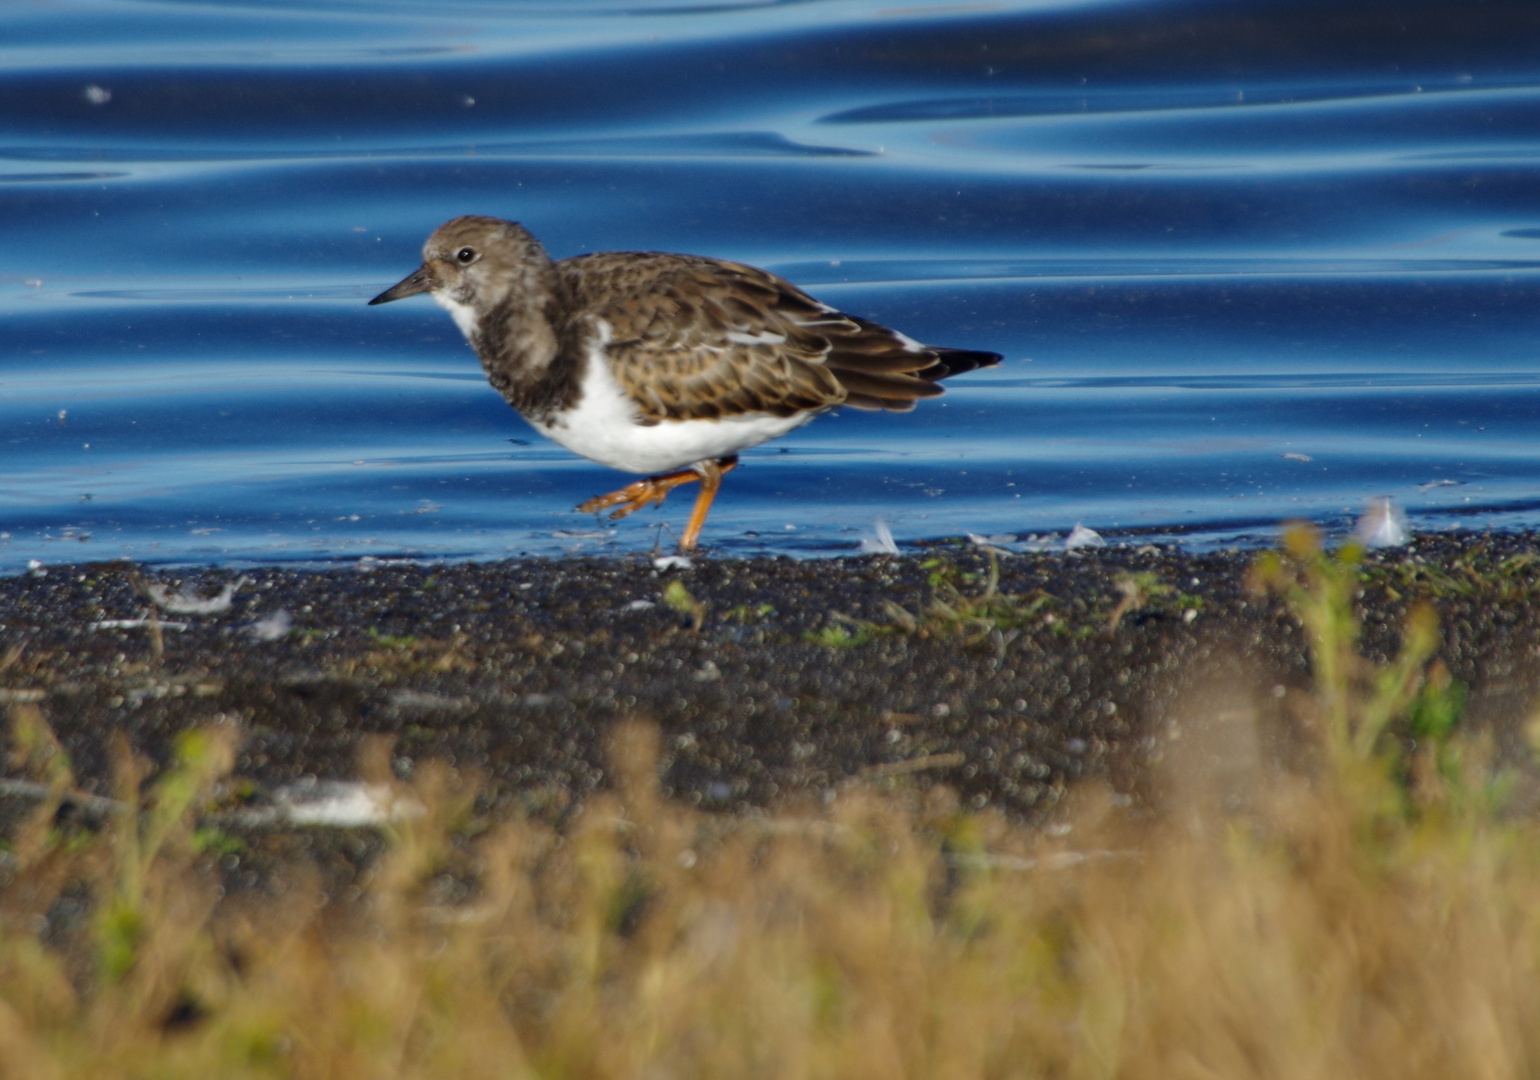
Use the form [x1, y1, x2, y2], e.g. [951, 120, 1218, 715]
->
[368, 215, 550, 314]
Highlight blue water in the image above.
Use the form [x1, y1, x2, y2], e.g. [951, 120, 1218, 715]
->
[4, 0, 1539, 569]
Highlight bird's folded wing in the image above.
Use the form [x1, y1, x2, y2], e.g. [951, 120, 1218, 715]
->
[567, 254, 958, 421]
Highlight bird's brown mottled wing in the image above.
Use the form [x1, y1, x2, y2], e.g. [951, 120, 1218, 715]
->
[558, 253, 1000, 421]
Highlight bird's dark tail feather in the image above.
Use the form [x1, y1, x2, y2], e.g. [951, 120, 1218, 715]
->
[918, 347, 1004, 382]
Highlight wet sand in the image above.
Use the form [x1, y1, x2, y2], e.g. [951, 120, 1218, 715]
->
[4, 532, 1539, 828]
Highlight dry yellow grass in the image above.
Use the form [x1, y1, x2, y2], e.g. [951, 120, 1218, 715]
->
[3, 527, 1540, 1079]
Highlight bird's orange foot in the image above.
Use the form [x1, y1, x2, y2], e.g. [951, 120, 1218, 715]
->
[577, 457, 739, 552]
[576, 468, 702, 521]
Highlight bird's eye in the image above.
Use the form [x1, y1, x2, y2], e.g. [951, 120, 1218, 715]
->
[456, 247, 477, 264]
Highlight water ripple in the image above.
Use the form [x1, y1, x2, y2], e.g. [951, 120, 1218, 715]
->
[3, 0, 1539, 569]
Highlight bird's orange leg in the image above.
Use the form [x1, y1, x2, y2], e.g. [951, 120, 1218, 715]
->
[679, 457, 738, 553]
[576, 456, 738, 552]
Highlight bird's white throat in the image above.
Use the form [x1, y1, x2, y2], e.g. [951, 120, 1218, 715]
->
[432, 291, 481, 342]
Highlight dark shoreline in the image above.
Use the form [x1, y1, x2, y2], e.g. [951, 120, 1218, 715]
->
[4, 531, 1540, 831]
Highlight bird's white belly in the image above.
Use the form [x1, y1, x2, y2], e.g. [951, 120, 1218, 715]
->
[531, 355, 816, 474]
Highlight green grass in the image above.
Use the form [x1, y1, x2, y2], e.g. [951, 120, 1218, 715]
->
[662, 579, 706, 631]
[808, 554, 1058, 648]
[1361, 540, 1540, 602]
[811, 554, 1203, 647]
[803, 620, 874, 648]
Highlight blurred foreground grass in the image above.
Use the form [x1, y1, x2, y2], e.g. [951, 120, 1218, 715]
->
[4, 526, 1540, 1079]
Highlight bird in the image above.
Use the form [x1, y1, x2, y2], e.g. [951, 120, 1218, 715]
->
[369, 215, 1001, 552]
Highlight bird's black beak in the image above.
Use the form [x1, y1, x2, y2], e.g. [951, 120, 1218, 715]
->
[368, 264, 435, 305]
